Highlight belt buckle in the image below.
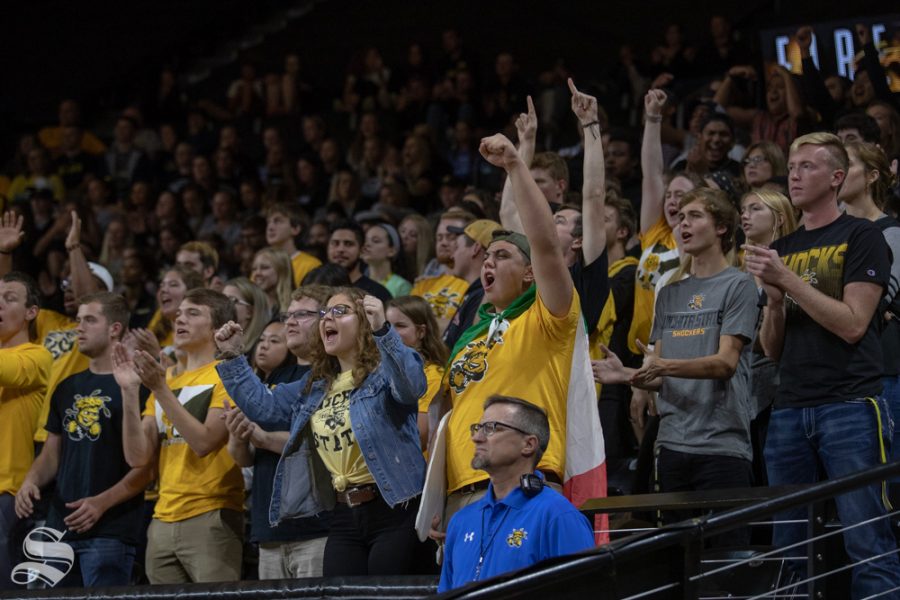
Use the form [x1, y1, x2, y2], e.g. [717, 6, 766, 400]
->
[346, 490, 362, 508]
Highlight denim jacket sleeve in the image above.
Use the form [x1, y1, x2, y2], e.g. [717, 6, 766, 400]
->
[216, 355, 305, 431]
[374, 325, 427, 408]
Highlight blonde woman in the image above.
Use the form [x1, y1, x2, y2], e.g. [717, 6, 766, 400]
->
[251, 248, 294, 313]
[222, 277, 271, 352]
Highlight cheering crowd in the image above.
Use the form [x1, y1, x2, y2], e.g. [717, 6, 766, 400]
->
[1, 16, 900, 597]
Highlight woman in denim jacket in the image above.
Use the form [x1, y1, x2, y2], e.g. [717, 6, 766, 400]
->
[214, 287, 427, 576]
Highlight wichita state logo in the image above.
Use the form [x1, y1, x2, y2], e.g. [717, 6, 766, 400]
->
[63, 391, 111, 441]
[424, 289, 462, 318]
[506, 528, 528, 548]
[688, 294, 705, 311]
[448, 324, 506, 394]
[44, 329, 77, 359]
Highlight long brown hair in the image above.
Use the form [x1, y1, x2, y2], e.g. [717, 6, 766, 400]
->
[846, 142, 896, 209]
[386, 295, 449, 366]
[305, 287, 381, 392]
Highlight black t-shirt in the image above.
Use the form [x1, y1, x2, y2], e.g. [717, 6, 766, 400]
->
[251, 363, 330, 543]
[45, 370, 148, 545]
[601, 260, 641, 404]
[443, 278, 483, 350]
[571, 251, 610, 336]
[771, 213, 890, 407]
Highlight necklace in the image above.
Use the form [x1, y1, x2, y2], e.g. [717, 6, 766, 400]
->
[474, 504, 511, 581]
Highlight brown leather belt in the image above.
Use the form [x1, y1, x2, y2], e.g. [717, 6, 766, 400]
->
[450, 480, 490, 495]
[335, 484, 378, 508]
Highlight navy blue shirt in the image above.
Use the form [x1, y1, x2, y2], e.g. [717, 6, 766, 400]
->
[438, 479, 594, 592]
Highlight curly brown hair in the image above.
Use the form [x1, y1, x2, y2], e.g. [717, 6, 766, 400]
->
[305, 287, 382, 392]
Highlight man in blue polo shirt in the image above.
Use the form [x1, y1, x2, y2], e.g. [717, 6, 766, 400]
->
[438, 395, 594, 591]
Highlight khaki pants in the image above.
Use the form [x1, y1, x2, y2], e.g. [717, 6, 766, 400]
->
[146, 509, 243, 584]
[258, 536, 327, 579]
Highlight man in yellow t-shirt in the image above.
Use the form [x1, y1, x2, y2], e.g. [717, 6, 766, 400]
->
[435, 134, 587, 527]
[265, 202, 322, 286]
[0, 272, 52, 590]
[410, 208, 474, 331]
[118, 288, 243, 584]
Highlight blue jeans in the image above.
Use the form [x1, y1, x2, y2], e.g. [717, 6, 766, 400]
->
[67, 538, 135, 587]
[765, 398, 900, 599]
[883, 375, 900, 484]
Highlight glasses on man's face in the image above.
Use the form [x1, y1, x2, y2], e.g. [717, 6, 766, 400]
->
[743, 155, 768, 166]
[318, 304, 353, 319]
[469, 421, 531, 438]
[280, 309, 319, 323]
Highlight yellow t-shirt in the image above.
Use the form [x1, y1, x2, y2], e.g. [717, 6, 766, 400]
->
[445, 292, 581, 492]
[627, 217, 679, 355]
[311, 371, 374, 492]
[38, 126, 107, 155]
[292, 251, 323, 287]
[0, 343, 52, 495]
[35, 310, 89, 443]
[142, 361, 244, 522]
[411, 274, 469, 322]
[419, 363, 444, 413]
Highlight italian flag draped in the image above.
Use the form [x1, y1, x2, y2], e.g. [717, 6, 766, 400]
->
[563, 316, 609, 545]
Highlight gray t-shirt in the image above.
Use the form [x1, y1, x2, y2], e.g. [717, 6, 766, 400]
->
[650, 266, 759, 461]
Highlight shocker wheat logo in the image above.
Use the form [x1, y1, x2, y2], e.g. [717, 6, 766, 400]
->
[449, 340, 489, 393]
[506, 528, 528, 548]
[43, 329, 77, 359]
[424, 289, 461, 318]
[63, 391, 111, 441]
[688, 294, 705, 311]
[10, 527, 73, 587]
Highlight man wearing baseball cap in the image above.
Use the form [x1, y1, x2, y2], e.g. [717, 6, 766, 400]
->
[443, 219, 502, 349]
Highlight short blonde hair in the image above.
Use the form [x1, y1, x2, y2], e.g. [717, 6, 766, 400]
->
[789, 132, 848, 173]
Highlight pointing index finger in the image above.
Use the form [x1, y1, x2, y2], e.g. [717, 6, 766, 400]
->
[526, 95, 535, 116]
[566, 77, 578, 96]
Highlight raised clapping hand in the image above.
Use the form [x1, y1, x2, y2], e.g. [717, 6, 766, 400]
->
[514, 95, 537, 145]
[568, 78, 598, 124]
[214, 321, 245, 354]
[0, 210, 25, 254]
[743, 243, 787, 303]
[112, 342, 142, 391]
[132, 350, 169, 393]
[359, 294, 385, 331]
[479, 134, 521, 171]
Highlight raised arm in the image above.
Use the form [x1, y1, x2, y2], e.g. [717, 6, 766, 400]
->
[796, 26, 838, 126]
[641, 90, 667, 235]
[569, 78, 606, 264]
[65, 211, 102, 299]
[113, 343, 159, 468]
[480, 134, 573, 317]
[133, 350, 228, 458]
[360, 295, 426, 407]
[214, 321, 299, 430]
[713, 66, 760, 128]
[772, 65, 805, 120]
[0, 211, 25, 277]
[499, 96, 537, 233]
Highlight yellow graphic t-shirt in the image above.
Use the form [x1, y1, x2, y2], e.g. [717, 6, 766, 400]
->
[311, 371, 374, 492]
[419, 363, 444, 413]
[411, 274, 469, 322]
[35, 310, 89, 442]
[0, 343, 52, 495]
[445, 292, 581, 492]
[628, 217, 679, 355]
[142, 361, 244, 522]
[292, 251, 323, 287]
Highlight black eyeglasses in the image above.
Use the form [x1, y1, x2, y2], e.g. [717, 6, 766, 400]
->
[469, 421, 532, 437]
[280, 309, 319, 322]
[743, 155, 768, 166]
[318, 304, 353, 319]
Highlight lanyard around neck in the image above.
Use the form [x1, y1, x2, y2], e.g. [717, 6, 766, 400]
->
[475, 503, 511, 581]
